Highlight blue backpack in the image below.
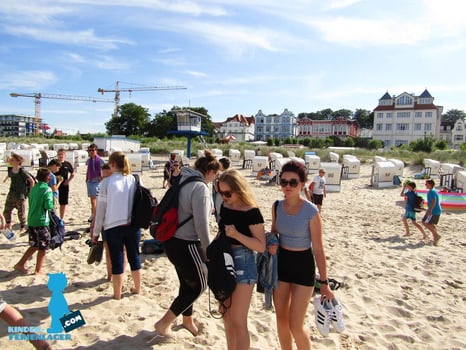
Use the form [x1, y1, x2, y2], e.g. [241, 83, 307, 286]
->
[49, 210, 65, 250]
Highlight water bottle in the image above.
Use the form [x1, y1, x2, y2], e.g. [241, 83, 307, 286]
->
[2, 229, 16, 241]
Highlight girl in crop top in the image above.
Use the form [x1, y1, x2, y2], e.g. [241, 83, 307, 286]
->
[217, 169, 265, 350]
[271, 160, 334, 350]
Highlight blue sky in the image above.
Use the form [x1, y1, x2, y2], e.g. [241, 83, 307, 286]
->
[1, 0, 465, 134]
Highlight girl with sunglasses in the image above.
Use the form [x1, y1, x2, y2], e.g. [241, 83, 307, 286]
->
[273, 160, 333, 350]
[217, 168, 266, 350]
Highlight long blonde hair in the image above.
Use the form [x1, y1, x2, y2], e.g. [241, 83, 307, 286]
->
[218, 168, 258, 208]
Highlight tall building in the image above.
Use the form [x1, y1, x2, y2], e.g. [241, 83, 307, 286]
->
[254, 108, 296, 141]
[372, 89, 443, 148]
[0, 114, 38, 137]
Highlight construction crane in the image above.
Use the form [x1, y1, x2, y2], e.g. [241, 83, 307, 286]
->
[10, 92, 114, 133]
[97, 81, 187, 117]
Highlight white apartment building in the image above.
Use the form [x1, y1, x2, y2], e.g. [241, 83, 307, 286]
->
[372, 90, 443, 149]
[451, 118, 466, 149]
[254, 109, 297, 141]
[218, 114, 255, 142]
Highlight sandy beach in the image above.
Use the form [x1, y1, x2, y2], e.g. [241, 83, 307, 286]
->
[1, 154, 465, 350]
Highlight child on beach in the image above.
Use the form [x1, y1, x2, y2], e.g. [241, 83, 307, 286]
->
[422, 179, 442, 246]
[47, 159, 63, 211]
[400, 181, 428, 240]
[305, 168, 326, 211]
[14, 168, 54, 275]
[3, 153, 35, 231]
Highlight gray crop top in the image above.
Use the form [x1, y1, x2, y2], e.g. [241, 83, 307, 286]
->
[275, 200, 319, 249]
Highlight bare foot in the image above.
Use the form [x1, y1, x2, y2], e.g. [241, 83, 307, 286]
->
[433, 235, 442, 246]
[403, 233, 412, 237]
[172, 323, 199, 336]
[14, 264, 28, 274]
[130, 287, 140, 295]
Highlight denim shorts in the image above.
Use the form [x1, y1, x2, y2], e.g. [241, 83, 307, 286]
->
[232, 246, 257, 285]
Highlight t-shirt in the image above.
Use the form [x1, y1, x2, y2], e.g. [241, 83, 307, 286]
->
[219, 205, 264, 246]
[311, 175, 326, 195]
[55, 160, 74, 187]
[427, 189, 442, 216]
[275, 200, 319, 249]
[8, 169, 29, 200]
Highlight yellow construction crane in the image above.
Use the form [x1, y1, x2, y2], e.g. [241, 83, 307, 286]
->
[10, 92, 114, 133]
[97, 81, 187, 117]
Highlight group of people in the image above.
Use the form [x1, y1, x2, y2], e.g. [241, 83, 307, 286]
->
[151, 154, 334, 350]
[2, 146, 446, 350]
[400, 179, 442, 245]
[1, 149, 75, 275]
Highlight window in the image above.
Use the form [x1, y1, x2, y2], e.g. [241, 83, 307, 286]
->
[386, 113, 393, 118]
[454, 135, 464, 141]
[396, 95, 413, 105]
[376, 124, 383, 131]
[396, 123, 409, 131]
[414, 123, 422, 131]
[424, 124, 432, 131]
[415, 112, 422, 118]
[377, 113, 383, 119]
[385, 124, 392, 131]
[397, 112, 410, 118]
[425, 112, 433, 118]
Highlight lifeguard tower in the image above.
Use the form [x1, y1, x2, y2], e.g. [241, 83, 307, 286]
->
[168, 109, 208, 158]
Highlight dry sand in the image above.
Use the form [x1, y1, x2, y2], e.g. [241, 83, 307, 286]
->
[0, 155, 465, 350]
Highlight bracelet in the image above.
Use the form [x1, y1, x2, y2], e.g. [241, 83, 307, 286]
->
[316, 278, 329, 285]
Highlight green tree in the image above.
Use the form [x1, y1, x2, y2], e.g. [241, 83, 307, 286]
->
[354, 109, 374, 129]
[368, 139, 383, 150]
[148, 110, 178, 138]
[332, 109, 353, 120]
[105, 103, 151, 136]
[442, 109, 466, 122]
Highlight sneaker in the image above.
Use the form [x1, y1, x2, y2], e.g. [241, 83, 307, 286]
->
[313, 297, 332, 336]
[329, 298, 345, 332]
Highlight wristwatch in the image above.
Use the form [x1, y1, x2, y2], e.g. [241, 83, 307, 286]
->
[316, 278, 329, 285]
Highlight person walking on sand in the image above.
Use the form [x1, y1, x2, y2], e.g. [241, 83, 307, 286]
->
[55, 148, 75, 220]
[422, 179, 442, 246]
[305, 168, 326, 212]
[400, 181, 428, 240]
[14, 168, 54, 275]
[217, 168, 266, 350]
[272, 160, 334, 350]
[153, 151, 221, 339]
[86, 144, 105, 223]
[91, 152, 141, 300]
[3, 153, 35, 231]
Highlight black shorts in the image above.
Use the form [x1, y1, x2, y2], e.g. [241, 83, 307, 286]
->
[312, 194, 324, 206]
[58, 185, 70, 205]
[277, 247, 315, 286]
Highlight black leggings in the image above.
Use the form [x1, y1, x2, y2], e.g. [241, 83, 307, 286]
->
[163, 237, 207, 316]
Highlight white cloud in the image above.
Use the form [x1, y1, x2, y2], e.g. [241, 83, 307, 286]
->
[3, 71, 57, 90]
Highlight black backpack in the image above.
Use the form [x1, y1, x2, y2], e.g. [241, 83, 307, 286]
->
[206, 231, 236, 316]
[131, 174, 157, 229]
[150, 176, 204, 242]
[49, 210, 66, 250]
[413, 193, 424, 212]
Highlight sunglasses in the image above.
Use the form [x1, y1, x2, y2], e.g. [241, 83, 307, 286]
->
[218, 190, 233, 198]
[280, 178, 300, 188]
